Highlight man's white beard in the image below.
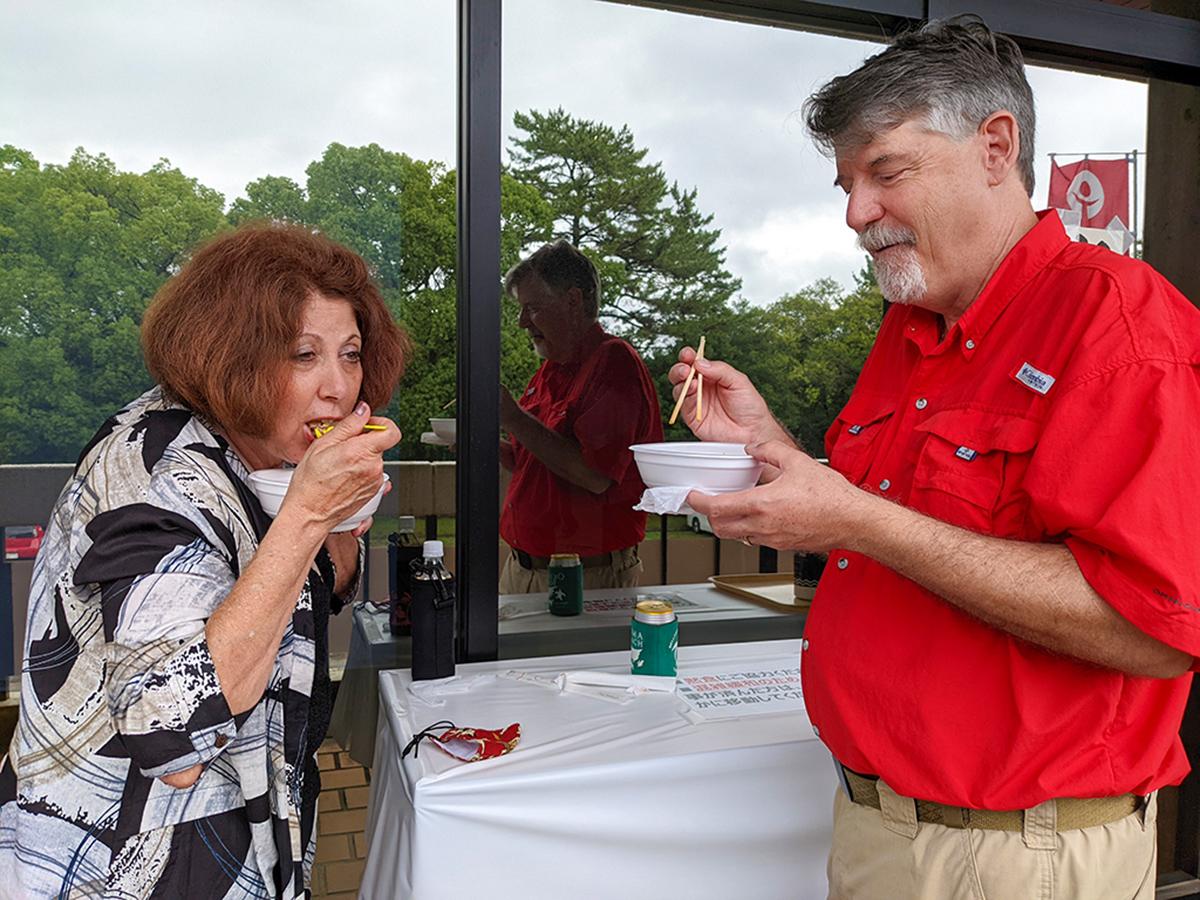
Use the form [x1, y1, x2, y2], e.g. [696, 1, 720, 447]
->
[858, 224, 927, 305]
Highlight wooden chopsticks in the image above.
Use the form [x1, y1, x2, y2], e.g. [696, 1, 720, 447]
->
[668, 335, 706, 426]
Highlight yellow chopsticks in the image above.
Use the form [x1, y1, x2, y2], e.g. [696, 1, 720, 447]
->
[311, 422, 387, 438]
[667, 336, 706, 426]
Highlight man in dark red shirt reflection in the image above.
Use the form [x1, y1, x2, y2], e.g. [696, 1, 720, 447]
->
[499, 241, 662, 594]
[671, 17, 1199, 898]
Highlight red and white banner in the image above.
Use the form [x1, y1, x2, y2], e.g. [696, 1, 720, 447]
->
[1047, 158, 1130, 230]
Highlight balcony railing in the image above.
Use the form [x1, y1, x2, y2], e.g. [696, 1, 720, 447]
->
[1, 461, 778, 698]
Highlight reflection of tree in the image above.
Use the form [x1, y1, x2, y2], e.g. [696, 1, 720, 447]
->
[1, 126, 882, 464]
[509, 108, 740, 354]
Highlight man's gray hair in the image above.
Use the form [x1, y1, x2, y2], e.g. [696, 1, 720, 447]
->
[503, 240, 601, 319]
[803, 16, 1036, 196]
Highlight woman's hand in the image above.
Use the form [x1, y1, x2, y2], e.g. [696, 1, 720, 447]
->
[281, 402, 400, 533]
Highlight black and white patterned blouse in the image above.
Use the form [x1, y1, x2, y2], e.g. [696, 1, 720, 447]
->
[0, 387, 353, 899]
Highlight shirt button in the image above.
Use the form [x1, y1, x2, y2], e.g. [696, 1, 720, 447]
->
[879, 479, 891, 491]
[802, 639, 810, 651]
[836, 557, 849, 570]
[214, 733, 229, 748]
[965, 339, 976, 350]
[915, 398, 928, 410]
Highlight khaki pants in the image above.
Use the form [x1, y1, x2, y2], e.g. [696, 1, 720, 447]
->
[828, 781, 1157, 900]
[498, 546, 643, 594]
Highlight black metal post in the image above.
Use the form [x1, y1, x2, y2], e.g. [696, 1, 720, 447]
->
[1177, 682, 1200, 876]
[0, 561, 13, 701]
[455, 0, 501, 661]
[424, 514, 438, 542]
[361, 529, 371, 603]
[758, 546, 778, 574]
[713, 533, 721, 576]
[659, 514, 669, 584]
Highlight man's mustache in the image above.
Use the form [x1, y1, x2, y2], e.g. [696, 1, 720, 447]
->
[857, 224, 918, 253]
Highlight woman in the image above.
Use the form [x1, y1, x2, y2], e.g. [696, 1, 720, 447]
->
[0, 224, 409, 898]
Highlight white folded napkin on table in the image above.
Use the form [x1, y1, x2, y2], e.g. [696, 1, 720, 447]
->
[501, 669, 676, 705]
[407, 674, 493, 707]
[634, 486, 708, 515]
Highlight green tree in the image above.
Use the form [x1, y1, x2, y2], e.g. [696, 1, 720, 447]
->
[0, 146, 227, 462]
[508, 108, 740, 354]
[752, 267, 883, 454]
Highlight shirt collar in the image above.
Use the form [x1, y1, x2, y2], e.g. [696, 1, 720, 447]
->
[900, 210, 1069, 360]
[955, 210, 1070, 357]
[545, 322, 607, 373]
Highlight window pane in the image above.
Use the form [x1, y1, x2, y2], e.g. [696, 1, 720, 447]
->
[497, 0, 1148, 623]
[2, 1, 458, 766]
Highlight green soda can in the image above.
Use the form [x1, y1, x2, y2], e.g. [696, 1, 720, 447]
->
[548, 553, 583, 616]
[631, 599, 678, 676]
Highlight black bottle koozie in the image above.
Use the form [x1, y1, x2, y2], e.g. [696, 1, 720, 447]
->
[411, 569, 456, 681]
[388, 535, 423, 635]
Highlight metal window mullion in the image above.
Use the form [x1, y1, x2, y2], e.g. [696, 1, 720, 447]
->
[455, 0, 502, 662]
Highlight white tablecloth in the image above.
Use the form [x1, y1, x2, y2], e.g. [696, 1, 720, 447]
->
[331, 583, 805, 767]
[358, 640, 836, 900]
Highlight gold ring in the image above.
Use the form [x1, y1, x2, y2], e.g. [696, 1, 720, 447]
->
[741, 536, 754, 547]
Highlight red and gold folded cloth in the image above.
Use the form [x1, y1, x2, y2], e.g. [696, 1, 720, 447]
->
[403, 720, 521, 762]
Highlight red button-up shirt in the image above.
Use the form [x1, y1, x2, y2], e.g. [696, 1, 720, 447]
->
[500, 324, 662, 558]
[802, 211, 1200, 810]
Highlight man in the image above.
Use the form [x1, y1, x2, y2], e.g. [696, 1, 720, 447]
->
[672, 18, 1199, 898]
[500, 240, 662, 594]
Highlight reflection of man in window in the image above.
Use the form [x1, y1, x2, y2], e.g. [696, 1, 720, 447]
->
[499, 241, 662, 594]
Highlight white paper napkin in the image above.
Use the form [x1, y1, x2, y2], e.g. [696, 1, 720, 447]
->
[634, 486, 708, 515]
[407, 674, 493, 707]
[562, 671, 676, 695]
[500, 669, 676, 705]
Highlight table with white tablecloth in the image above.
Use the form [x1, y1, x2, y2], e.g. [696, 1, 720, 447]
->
[358, 639, 836, 900]
[330, 583, 805, 766]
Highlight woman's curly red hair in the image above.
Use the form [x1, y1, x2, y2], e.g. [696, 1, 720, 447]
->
[142, 223, 409, 438]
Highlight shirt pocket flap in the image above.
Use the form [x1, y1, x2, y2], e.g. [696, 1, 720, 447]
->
[913, 410, 1039, 510]
[835, 392, 896, 431]
[915, 410, 1040, 455]
[828, 393, 896, 483]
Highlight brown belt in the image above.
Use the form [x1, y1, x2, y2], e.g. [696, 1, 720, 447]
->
[843, 769, 1141, 833]
[511, 548, 632, 570]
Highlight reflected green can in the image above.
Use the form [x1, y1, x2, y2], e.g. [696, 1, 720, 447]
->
[548, 553, 583, 616]
[631, 599, 678, 676]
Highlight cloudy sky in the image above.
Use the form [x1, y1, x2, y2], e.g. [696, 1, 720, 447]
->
[3, 0, 1148, 305]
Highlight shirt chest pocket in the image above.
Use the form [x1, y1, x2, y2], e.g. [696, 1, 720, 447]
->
[829, 396, 896, 485]
[545, 399, 572, 434]
[525, 395, 572, 433]
[910, 410, 1040, 534]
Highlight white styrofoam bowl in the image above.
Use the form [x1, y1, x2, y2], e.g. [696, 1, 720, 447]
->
[629, 442, 763, 493]
[429, 417, 457, 443]
[246, 468, 389, 533]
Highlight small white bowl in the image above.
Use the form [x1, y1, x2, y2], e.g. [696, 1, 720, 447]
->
[629, 442, 763, 493]
[429, 417, 456, 443]
[246, 468, 389, 533]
